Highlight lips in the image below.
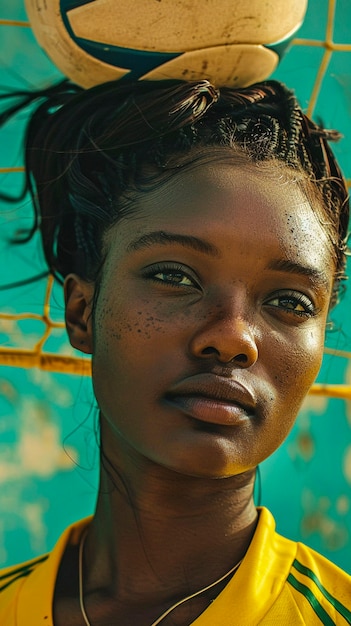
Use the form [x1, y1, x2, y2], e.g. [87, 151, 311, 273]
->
[165, 373, 256, 426]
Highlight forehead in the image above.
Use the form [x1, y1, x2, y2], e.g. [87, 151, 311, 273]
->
[108, 160, 332, 267]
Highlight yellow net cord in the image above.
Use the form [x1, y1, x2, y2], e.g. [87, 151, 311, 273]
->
[0, 275, 90, 375]
[0, 0, 351, 401]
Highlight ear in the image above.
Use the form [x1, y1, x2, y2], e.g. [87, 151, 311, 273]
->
[64, 274, 95, 354]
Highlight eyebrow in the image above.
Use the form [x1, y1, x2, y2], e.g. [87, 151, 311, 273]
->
[127, 231, 220, 257]
[267, 258, 331, 292]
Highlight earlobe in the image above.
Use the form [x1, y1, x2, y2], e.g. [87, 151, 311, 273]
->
[64, 274, 95, 355]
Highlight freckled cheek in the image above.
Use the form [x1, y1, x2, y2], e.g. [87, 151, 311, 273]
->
[270, 329, 324, 408]
[90, 297, 200, 428]
[91, 294, 193, 368]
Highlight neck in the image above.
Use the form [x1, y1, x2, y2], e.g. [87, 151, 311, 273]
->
[84, 449, 258, 605]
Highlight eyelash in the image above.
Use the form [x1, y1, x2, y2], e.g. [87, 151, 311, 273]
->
[142, 266, 317, 317]
[265, 291, 316, 317]
[142, 263, 199, 289]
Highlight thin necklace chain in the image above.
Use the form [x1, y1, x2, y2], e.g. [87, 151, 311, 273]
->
[78, 530, 242, 626]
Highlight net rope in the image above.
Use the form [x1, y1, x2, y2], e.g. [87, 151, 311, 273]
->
[0, 0, 350, 399]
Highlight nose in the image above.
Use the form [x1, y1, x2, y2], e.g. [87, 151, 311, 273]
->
[189, 301, 259, 368]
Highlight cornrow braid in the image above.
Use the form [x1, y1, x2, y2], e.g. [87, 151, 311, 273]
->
[0, 79, 349, 305]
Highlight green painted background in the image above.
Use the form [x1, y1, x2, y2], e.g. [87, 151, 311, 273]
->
[0, 0, 350, 573]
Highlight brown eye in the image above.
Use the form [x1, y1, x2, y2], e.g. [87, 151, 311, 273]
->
[154, 271, 194, 286]
[265, 291, 315, 317]
[143, 263, 200, 289]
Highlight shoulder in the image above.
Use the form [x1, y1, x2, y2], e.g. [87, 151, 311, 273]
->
[0, 517, 91, 626]
[190, 508, 350, 626]
[246, 508, 351, 625]
[287, 540, 351, 624]
[0, 554, 49, 624]
[260, 509, 351, 626]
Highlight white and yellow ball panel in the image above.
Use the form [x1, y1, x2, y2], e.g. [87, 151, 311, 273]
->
[66, 0, 307, 50]
[25, 0, 308, 88]
[142, 45, 279, 89]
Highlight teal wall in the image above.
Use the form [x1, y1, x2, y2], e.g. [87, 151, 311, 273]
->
[0, 0, 350, 573]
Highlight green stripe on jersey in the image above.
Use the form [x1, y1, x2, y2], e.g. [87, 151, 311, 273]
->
[0, 555, 48, 592]
[293, 559, 351, 624]
[288, 573, 336, 625]
[0, 570, 31, 593]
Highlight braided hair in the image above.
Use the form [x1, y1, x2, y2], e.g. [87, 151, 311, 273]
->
[1, 79, 349, 306]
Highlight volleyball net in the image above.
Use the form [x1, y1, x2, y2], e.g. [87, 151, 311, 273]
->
[0, 0, 351, 399]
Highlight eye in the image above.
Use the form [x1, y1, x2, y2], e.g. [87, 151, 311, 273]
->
[143, 263, 200, 289]
[265, 290, 316, 318]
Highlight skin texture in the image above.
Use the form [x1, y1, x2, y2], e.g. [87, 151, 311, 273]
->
[60, 160, 335, 626]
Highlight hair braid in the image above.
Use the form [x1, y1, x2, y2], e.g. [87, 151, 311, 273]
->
[0, 79, 349, 304]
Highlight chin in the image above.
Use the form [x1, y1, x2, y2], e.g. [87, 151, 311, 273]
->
[154, 439, 256, 480]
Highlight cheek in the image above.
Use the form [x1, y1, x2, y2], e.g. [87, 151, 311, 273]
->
[253, 327, 326, 461]
[93, 293, 165, 348]
[270, 326, 325, 414]
[91, 290, 187, 394]
[91, 297, 159, 425]
[92, 282, 204, 354]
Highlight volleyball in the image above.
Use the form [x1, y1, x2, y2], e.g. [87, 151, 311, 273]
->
[25, 0, 307, 89]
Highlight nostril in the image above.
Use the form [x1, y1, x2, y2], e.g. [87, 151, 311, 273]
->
[201, 346, 220, 356]
[234, 353, 248, 364]
[200, 347, 250, 364]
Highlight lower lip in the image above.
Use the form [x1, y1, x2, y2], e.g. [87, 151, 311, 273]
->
[165, 396, 253, 426]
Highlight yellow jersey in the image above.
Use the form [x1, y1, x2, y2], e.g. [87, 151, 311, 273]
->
[0, 507, 350, 625]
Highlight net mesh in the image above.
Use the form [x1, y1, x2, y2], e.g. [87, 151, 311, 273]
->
[0, 0, 351, 398]
[1, 0, 351, 575]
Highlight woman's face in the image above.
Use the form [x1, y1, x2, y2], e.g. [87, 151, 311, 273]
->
[84, 161, 334, 478]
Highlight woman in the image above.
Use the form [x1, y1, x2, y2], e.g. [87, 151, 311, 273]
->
[0, 79, 350, 625]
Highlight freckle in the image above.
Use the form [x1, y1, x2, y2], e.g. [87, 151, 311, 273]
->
[137, 329, 142, 333]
